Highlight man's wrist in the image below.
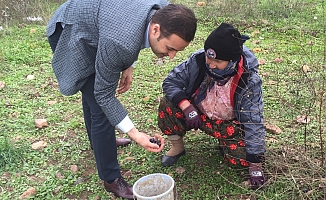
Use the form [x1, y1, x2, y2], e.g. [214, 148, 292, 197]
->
[126, 127, 140, 142]
[116, 115, 134, 133]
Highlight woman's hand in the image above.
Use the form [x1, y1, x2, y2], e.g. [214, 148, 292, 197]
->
[249, 162, 267, 189]
[182, 104, 203, 130]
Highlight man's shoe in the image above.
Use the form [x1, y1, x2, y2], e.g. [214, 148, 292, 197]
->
[104, 177, 133, 200]
[161, 150, 186, 167]
[116, 138, 132, 147]
[90, 138, 132, 150]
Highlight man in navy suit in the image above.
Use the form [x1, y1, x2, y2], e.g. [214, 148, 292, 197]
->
[47, 0, 197, 198]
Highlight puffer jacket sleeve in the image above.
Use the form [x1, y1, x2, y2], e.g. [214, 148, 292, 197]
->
[235, 48, 266, 162]
[162, 51, 201, 106]
[238, 72, 266, 161]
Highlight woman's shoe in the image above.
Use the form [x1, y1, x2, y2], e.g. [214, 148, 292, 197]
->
[161, 150, 186, 167]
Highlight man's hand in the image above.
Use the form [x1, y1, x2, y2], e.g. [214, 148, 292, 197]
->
[183, 104, 202, 130]
[127, 127, 164, 152]
[118, 67, 133, 94]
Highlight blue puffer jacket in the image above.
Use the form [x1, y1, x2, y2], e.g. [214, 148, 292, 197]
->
[162, 46, 266, 158]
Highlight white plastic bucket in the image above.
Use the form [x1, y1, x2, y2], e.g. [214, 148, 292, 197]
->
[133, 173, 176, 200]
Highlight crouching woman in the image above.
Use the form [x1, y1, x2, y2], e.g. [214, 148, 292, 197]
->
[158, 23, 267, 189]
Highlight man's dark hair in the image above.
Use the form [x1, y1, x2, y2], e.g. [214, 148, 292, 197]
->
[151, 4, 197, 42]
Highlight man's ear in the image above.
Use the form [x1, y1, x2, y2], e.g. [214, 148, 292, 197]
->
[151, 23, 161, 36]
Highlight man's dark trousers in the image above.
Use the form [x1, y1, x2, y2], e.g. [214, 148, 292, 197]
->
[48, 23, 120, 182]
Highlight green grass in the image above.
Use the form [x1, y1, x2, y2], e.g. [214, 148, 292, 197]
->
[0, 0, 325, 199]
[0, 137, 24, 170]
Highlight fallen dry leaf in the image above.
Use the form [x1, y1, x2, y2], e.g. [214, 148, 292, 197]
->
[19, 187, 36, 199]
[305, 189, 314, 196]
[241, 180, 251, 188]
[26, 74, 35, 80]
[252, 40, 260, 45]
[273, 58, 283, 63]
[18, 24, 26, 29]
[14, 135, 22, 141]
[252, 48, 262, 53]
[30, 29, 36, 34]
[296, 115, 310, 124]
[266, 137, 278, 143]
[70, 165, 78, 173]
[0, 81, 5, 89]
[31, 141, 47, 150]
[306, 41, 314, 45]
[258, 59, 267, 65]
[155, 58, 164, 65]
[53, 185, 63, 195]
[125, 157, 134, 161]
[251, 30, 260, 37]
[56, 172, 64, 179]
[179, 183, 188, 190]
[47, 101, 57, 105]
[268, 81, 276, 85]
[176, 166, 186, 174]
[265, 124, 282, 134]
[197, 2, 206, 6]
[302, 65, 312, 73]
[143, 96, 150, 102]
[124, 170, 132, 178]
[34, 119, 48, 128]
